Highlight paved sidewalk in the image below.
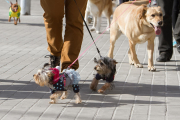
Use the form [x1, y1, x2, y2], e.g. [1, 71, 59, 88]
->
[1, 0, 180, 120]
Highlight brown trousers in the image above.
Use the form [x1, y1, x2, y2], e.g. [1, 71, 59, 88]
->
[40, 0, 87, 71]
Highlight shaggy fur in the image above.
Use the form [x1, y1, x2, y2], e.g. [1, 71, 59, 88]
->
[33, 64, 81, 104]
[90, 57, 117, 93]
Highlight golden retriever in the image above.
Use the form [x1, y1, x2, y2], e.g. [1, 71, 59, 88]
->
[85, 0, 114, 34]
[108, 1, 163, 71]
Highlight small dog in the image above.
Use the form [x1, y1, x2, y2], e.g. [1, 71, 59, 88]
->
[33, 64, 81, 104]
[85, 0, 115, 34]
[90, 57, 117, 93]
[108, 1, 163, 71]
[8, 0, 21, 25]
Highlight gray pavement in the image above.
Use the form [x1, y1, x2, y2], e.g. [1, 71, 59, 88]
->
[0, 0, 180, 120]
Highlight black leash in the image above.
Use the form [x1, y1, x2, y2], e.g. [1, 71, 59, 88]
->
[73, 0, 102, 58]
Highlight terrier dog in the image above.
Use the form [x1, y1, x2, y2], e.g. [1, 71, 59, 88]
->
[33, 63, 81, 104]
[90, 57, 117, 93]
[8, 0, 21, 25]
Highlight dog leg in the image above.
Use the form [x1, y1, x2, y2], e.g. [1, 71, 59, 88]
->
[49, 91, 62, 104]
[90, 78, 99, 91]
[108, 22, 121, 58]
[14, 18, 17, 25]
[98, 82, 111, 93]
[75, 92, 81, 104]
[19, 18, 20, 23]
[85, 9, 91, 24]
[128, 48, 134, 65]
[96, 16, 101, 34]
[60, 91, 67, 100]
[129, 40, 143, 68]
[91, 16, 97, 31]
[103, 7, 112, 31]
[8, 17, 11, 22]
[147, 39, 156, 71]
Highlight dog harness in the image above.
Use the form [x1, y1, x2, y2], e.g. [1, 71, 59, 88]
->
[50, 68, 80, 94]
[9, 5, 21, 18]
[95, 73, 114, 83]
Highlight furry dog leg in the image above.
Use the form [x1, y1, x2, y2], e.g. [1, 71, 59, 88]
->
[49, 91, 62, 104]
[98, 82, 111, 93]
[14, 17, 17, 25]
[60, 91, 67, 100]
[75, 92, 81, 104]
[90, 78, 99, 91]
[8, 17, 11, 22]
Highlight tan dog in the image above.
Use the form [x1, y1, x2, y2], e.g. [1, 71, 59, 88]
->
[85, 0, 114, 34]
[108, 1, 163, 71]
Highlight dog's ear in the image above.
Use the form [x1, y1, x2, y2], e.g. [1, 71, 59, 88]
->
[94, 58, 98, 63]
[136, 4, 147, 19]
[10, 1, 13, 6]
[113, 59, 118, 65]
[43, 63, 50, 68]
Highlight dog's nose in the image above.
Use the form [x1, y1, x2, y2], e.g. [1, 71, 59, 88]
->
[94, 67, 96, 70]
[158, 21, 163, 26]
[33, 75, 35, 77]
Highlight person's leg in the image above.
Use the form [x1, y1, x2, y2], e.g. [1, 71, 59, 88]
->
[156, 0, 173, 62]
[172, 0, 179, 30]
[40, 0, 64, 67]
[174, 2, 180, 53]
[61, 0, 87, 71]
[40, 0, 64, 57]
[172, 0, 179, 47]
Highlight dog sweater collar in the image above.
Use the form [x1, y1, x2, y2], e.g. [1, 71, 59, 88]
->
[50, 68, 60, 84]
[95, 73, 115, 83]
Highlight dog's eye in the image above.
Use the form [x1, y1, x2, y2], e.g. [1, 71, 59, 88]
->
[159, 13, 162, 17]
[38, 73, 40, 75]
[100, 62, 104, 66]
[151, 14, 155, 17]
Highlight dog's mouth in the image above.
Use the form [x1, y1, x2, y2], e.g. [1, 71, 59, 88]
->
[150, 23, 162, 35]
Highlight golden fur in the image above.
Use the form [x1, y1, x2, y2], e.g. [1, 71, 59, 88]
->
[85, 0, 114, 34]
[108, 1, 163, 71]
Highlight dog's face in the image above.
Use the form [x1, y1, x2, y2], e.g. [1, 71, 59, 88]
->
[136, 5, 163, 35]
[146, 6, 163, 28]
[94, 57, 117, 76]
[145, 6, 163, 35]
[10, 2, 18, 12]
[33, 68, 53, 87]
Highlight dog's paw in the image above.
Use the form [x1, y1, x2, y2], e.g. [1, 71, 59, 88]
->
[49, 100, 56, 104]
[14, 21, 17, 25]
[60, 95, 67, 100]
[134, 64, 143, 68]
[98, 89, 105, 94]
[90, 85, 97, 91]
[129, 61, 134, 65]
[148, 66, 156, 71]
[90, 27, 95, 31]
[106, 28, 110, 31]
[76, 99, 82, 104]
[96, 31, 101, 34]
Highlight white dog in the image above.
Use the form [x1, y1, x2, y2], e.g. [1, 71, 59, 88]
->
[85, 0, 116, 34]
